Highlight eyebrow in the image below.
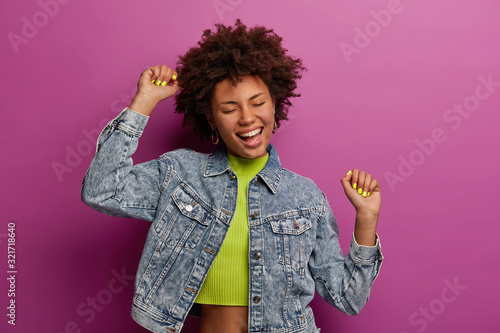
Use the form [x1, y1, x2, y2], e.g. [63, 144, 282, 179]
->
[218, 92, 265, 106]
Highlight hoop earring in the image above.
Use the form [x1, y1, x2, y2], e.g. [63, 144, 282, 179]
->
[211, 127, 219, 144]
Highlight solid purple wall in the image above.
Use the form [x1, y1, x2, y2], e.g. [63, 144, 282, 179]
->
[1, 0, 499, 332]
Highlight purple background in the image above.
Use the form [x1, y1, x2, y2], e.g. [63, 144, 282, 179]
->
[1, 0, 499, 332]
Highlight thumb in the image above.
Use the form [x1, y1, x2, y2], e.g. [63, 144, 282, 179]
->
[340, 169, 353, 190]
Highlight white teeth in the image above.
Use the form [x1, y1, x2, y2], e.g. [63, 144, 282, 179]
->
[239, 128, 261, 137]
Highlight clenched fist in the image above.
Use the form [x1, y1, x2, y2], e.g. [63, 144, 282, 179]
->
[129, 65, 180, 116]
[341, 169, 381, 246]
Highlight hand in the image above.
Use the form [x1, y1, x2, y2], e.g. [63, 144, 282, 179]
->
[340, 169, 381, 216]
[129, 65, 180, 116]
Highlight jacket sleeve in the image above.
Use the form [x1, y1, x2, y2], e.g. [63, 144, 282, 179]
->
[80, 108, 171, 222]
[308, 193, 383, 315]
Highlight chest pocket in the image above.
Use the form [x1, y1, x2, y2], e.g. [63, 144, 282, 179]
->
[155, 185, 212, 249]
[270, 214, 313, 270]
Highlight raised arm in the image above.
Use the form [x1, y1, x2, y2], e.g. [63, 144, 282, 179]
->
[309, 169, 383, 315]
[80, 65, 180, 221]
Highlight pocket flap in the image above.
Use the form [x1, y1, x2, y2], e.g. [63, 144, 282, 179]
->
[172, 186, 212, 226]
[270, 215, 312, 235]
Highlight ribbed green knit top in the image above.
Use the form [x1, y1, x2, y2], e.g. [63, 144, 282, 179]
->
[195, 152, 269, 305]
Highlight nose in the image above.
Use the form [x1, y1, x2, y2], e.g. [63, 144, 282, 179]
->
[238, 107, 256, 125]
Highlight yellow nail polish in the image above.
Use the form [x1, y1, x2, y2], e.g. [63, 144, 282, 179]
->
[346, 170, 352, 176]
[161, 81, 167, 86]
[172, 74, 177, 80]
[156, 80, 162, 86]
[358, 188, 363, 194]
[151, 79, 155, 83]
[353, 183, 357, 189]
[362, 191, 367, 197]
[368, 192, 371, 197]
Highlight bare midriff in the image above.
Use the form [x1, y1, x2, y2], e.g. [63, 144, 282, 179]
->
[199, 304, 248, 333]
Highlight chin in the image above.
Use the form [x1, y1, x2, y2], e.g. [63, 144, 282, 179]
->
[229, 146, 268, 159]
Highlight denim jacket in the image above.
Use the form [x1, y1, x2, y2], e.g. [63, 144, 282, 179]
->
[81, 108, 383, 333]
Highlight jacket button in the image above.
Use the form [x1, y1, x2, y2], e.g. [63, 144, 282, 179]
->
[250, 213, 258, 218]
[253, 251, 262, 260]
[253, 296, 261, 304]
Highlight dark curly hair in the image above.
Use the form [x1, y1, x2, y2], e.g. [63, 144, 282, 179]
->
[174, 19, 306, 141]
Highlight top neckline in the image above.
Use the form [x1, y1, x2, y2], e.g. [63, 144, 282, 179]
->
[227, 153, 269, 177]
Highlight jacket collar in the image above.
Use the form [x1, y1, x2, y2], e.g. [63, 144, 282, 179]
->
[204, 144, 282, 194]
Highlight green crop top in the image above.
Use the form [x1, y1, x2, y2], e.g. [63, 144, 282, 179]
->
[195, 152, 269, 305]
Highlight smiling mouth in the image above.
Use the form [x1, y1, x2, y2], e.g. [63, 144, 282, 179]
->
[237, 128, 263, 145]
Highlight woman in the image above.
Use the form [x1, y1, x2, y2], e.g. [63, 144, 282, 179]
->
[81, 20, 383, 333]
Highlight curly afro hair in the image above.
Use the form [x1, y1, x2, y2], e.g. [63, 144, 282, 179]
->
[174, 19, 306, 141]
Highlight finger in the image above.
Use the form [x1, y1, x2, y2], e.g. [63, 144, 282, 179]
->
[368, 178, 381, 196]
[140, 68, 157, 89]
[357, 171, 366, 195]
[159, 65, 170, 82]
[163, 67, 174, 86]
[362, 173, 372, 198]
[168, 70, 179, 85]
[154, 65, 167, 86]
[144, 67, 154, 79]
[141, 67, 155, 83]
[152, 65, 161, 79]
[150, 65, 162, 85]
[351, 169, 359, 190]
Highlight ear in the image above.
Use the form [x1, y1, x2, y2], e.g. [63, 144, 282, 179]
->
[206, 112, 215, 129]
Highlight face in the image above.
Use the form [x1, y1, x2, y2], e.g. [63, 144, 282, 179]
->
[209, 75, 275, 159]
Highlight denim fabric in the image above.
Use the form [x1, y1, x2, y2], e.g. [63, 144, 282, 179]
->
[81, 108, 383, 333]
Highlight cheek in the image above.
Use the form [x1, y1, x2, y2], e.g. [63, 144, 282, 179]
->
[214, 117, 235, 136]
[265, 108, 275, 124]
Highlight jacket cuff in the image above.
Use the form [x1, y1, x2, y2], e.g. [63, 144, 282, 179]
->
[348, 233, 383, 266]
[109, 107, 149, 137]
